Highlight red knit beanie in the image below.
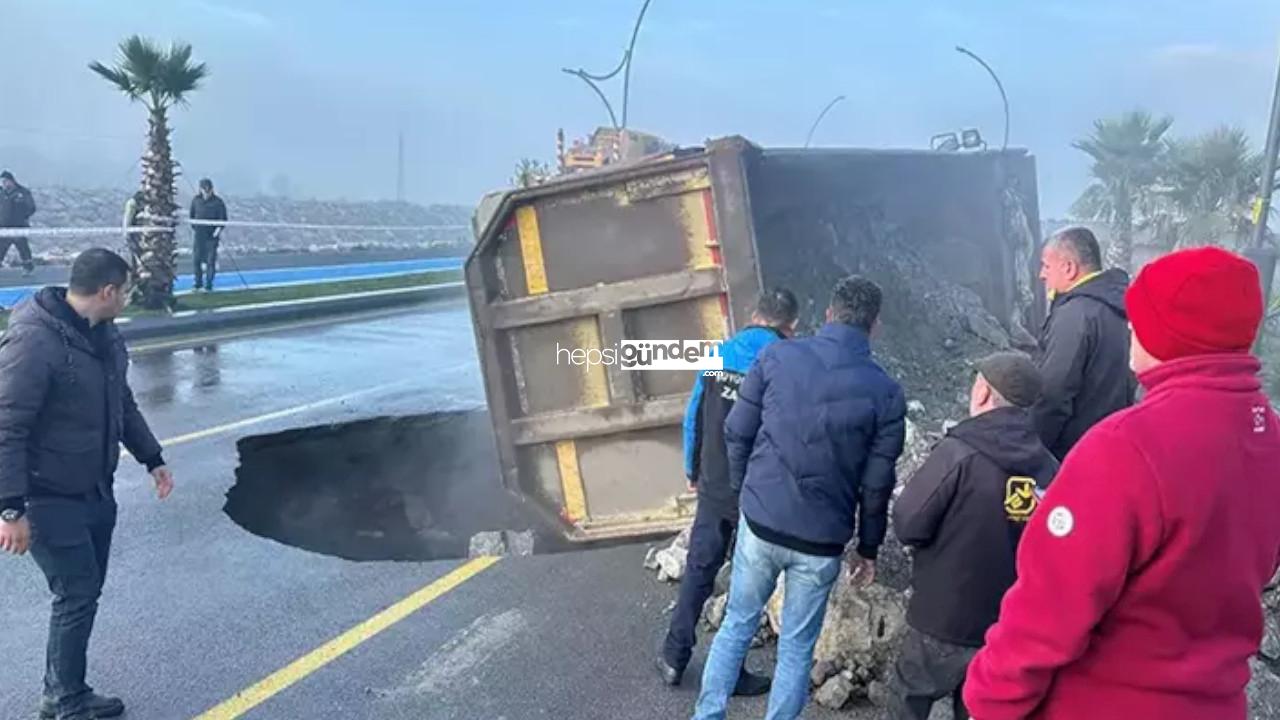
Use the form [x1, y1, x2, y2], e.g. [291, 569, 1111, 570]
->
[1125, 246, 1264, 361]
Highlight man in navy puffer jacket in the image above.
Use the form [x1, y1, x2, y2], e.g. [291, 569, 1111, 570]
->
[693, 275, 907, 720]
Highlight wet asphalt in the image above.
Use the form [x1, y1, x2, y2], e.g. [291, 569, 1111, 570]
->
[0, 301, 864, 720]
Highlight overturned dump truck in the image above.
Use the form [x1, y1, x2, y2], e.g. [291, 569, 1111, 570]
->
[466, 136, 1042, 543]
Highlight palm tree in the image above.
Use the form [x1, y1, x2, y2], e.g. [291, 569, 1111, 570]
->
[90, 36, 207, 309]
[512, 158, 552, 189]
[1071, 111, 1173, 270]
[1161, 127, 1265, 249]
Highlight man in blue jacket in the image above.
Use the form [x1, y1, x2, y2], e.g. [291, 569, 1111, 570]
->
[693, 276, 907, 720]
[658, 288, 799, 694]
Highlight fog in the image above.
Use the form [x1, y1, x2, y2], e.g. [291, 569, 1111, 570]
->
[1, 0, 1277, 215]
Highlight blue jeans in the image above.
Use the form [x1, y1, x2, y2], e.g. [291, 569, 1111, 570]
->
[693, 516, 842, 720]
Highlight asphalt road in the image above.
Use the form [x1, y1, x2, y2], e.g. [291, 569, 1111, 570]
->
[0, 302, 866, 720]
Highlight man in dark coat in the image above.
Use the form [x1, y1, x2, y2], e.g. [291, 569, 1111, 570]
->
[887, 352, 1059, 720]
[1032, 227, 1135, 458]
[0, 249, 175, 720]
[189, 178, 228, 291]
[657, 288, 798, 695]
[0, 170, 38, 275]
[693, 276, 906, 720]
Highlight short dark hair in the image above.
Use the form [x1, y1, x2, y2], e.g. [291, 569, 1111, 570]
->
[69, 248, 132, 295]
[754, 287, 798, 328]
[829, 275, 882, 331]
[199, 178, 213, 190]
[0, 170, 13, 182]
[1051, 226, 1102, 272]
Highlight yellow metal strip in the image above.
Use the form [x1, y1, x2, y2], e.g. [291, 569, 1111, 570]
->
[678, 191, 717, 271]
[697, 295, 729, 341]
[193, 557, 500, 720]
[516, 205, 549, 295]
[569, 317, 610, 408]
[555, 439, 588, 523]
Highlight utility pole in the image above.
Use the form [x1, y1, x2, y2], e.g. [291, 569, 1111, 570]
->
[396, 130, 405, 202]
[1248, 47, 1280, 354]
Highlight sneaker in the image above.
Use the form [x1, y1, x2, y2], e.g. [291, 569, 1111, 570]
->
[21, 266, 34, 277]
[39, 692, 125, 719]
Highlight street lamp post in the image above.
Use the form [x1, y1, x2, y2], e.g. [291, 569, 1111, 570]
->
[955, 46, 1010, 152]
[1251, 46, 1280, 250]
[560, 0, 653, 131]
[1247, 46, 1280, 354]
[804, 95, 846, 149]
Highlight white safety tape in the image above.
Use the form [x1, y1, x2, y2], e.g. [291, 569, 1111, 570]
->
[0, 225, 174, 238]
[0, 218, 469, 239]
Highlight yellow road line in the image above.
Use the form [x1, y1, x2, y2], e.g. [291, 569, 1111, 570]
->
[159, 380, 411, 447]
[193, 556, 500, 720]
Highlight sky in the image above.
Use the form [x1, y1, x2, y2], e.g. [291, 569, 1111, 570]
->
[1, 0, 1278, 217]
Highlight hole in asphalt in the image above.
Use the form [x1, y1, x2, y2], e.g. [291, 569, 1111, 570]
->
[224, 409, 571, 562]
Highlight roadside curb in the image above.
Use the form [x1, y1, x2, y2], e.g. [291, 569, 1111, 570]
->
[117, 282, 467, 342]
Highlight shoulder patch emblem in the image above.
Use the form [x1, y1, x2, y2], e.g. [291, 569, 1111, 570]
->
[1004, 476, 1038, 522]
[1047, 506, 1074, 538]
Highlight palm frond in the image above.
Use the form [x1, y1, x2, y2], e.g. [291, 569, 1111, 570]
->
[87, 61, 139, 99]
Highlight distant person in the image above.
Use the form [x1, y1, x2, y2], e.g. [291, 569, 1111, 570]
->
[965, 247, 1280, 719]
[0, 248, 175, 720]
[0, 170, 37, 276]
[1032, 226, 1134, 459]
[693, 276, 906, 720]
[657, 288, 800, 697]
[887, 352, 1057, 720]
[122, 190, 146, 259]
[189, 178, 227, 292]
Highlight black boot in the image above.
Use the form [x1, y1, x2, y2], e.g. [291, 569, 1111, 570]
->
[656, 655, 684, 686]
[39, 692, 125, 719]
[733, 669, 772, 697]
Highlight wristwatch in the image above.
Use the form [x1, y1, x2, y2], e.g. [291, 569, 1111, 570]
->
[1, 507, 24, 523]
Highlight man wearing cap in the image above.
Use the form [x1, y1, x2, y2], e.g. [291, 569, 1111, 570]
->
[964, 246, 1280, 719]
[0, 170, 37, 276]
[1032, 226, 1135, 459]
[887, 353, 1058, 720]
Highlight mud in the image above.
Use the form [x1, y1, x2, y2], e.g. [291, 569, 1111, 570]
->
[224, 409, 570, 561]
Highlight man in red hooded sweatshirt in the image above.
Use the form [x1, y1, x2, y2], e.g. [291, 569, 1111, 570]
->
[963, 246, 1280, 720]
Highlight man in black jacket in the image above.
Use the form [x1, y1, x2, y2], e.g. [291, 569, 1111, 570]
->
[657, 288, 798, 694]
[0, 170, 37, 275]
[888, 352, 1058, 720]
[190, 178, 228, 291]
[1032, 227, 1135, 459]
[0, 249, 175, 720]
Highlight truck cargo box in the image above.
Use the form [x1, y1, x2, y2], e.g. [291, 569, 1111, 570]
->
[466, 136, 1041, 541]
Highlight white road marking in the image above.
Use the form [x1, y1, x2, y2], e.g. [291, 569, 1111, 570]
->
[392, 608, 526, 697]
[159, 380, 414, 447]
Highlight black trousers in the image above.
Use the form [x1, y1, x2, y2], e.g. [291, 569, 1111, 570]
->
[662, 499, 736, 670]
[193, 234, 219, 290]
[27, 495, 117, 717]
[886, 626, 978, 720]
[0, 236, 34, 270]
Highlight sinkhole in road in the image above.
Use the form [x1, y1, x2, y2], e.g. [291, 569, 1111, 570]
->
[224, 409, 569, 562]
